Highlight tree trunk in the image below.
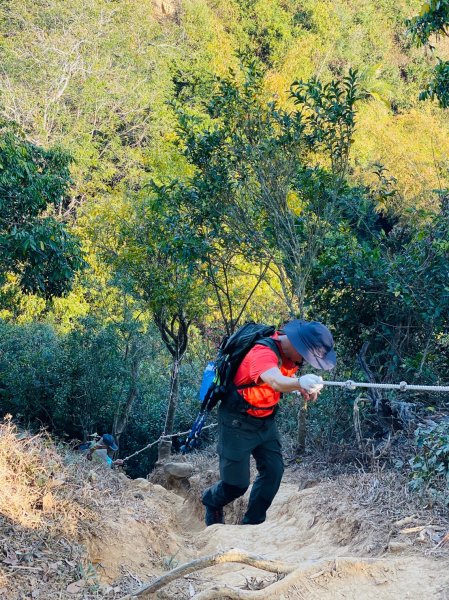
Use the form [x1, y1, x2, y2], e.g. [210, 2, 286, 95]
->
[154, 311, 190, 461]
[113, 385, 138, 445]
[113, 338, 141, 447]
[157, 357, 180, 460]
[164, 357, 180, 436]
[358, 341, 392, 434]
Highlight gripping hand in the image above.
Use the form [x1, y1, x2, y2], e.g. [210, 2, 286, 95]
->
[299, 374, 324, 394]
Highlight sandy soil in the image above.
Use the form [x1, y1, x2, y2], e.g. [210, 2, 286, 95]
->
[86, 469, 449, 599]
[5, 422, 446, 598]
[186, 481, 449, 599]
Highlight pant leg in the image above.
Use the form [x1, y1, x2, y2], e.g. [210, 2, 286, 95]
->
[242, 427, 284, 525]
[202, 480, 247, 509]
[202, 406, 259, 509]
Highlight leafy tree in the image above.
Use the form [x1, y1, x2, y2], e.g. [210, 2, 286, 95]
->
[125, 196, 208, 445]
[86, 190, 208, 452]
[419, 58, 449, 108]
[0, 0, 235, 206]
[156, 58, 363, 452]
[407, 1, 449, 45]
[0, 311, 161, 451]
[2, 0, 447, 209]
[0, 122, 84, 299]
[410, 421, 449, 506]
[170, 58, 362, 317]
[0, 321, 63, 425]
[309, 187, 449, 442]
[407, 1, 449, 108]
[234, 0, 297, 67]
[200, 250, 275, 336]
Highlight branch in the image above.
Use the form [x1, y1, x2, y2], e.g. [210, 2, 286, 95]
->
[358, 342, 382, 411]
[119, 551, 383, 600]
[223, 262, 234, 331]
[206, 258, 231, 335]
[154, 314, 176, 356]
[233, 258, 272, 329]
[119, 548, 296, 599]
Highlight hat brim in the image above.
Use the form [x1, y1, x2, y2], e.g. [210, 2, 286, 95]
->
[305, 347, 336, 370]
[284, 323, 336, 370]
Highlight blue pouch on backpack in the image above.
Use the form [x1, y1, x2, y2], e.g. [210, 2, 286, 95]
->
[199, 361, 216, 402]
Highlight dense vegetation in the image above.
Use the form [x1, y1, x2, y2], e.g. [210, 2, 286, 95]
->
[0, 0, 448, 490]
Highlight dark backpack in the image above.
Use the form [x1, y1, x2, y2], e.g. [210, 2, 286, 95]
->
[181, 322, 280, 453]
[200, 322, 281, 411]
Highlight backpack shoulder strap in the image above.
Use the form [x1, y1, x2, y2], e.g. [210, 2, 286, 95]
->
[254, 337, 281, 364]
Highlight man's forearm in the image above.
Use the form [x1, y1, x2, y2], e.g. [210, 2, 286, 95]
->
[259, 368, 321, 401]
[262, 372, 301, 393]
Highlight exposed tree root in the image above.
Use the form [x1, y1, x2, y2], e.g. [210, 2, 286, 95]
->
[191, 557, 380, 599]
[119, 548, 382, 599]
[191, 566, 305, 599]
[119, 548, 296, 598]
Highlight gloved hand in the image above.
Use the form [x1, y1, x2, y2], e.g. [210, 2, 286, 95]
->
[299, 374, 324, 394]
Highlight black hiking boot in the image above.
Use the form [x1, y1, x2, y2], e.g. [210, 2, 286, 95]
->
[204, 505, 224, 526]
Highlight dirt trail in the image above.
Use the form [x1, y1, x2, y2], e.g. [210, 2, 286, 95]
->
[4, 422, 447, 599]
[181, 481, 449, 599]
[86, 471, 449, 599]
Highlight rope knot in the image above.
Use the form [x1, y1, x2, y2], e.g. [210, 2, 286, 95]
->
[399, 381, 408, 392]
[344, 380, 356, 390]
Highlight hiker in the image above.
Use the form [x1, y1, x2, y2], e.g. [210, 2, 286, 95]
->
[85, 434, 124, 469]
[202, 319, 336, 526]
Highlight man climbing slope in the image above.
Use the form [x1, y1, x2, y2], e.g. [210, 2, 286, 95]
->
[202, 319, 336, 526]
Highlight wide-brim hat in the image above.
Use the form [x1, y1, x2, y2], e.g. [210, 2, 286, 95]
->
[282, 319, 336, 370]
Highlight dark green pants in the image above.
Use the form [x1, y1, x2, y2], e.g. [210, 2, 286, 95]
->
[202, 404, 284, 524]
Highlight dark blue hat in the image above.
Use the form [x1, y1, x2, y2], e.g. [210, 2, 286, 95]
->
[282, 320, 336, 370]
[101, 434, 118, 451]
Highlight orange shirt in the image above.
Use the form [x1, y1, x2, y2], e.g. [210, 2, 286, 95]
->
[233, 333, 298, 417]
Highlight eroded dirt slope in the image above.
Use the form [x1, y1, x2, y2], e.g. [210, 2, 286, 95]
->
[86, 465, 449, 599]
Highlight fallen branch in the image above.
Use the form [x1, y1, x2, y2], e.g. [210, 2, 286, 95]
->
[193, 557, 385, 599]
[119, 552, 385, 599]
[118, 548, 295, 599]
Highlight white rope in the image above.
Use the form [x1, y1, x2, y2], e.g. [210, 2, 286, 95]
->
[323, 380, 449, 392]
[121, 380, 447, 462]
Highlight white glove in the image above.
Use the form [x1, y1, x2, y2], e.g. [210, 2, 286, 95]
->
[299, 374, 324, 393]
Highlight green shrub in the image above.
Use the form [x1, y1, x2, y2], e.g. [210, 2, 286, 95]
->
[410, 422, 449, 493]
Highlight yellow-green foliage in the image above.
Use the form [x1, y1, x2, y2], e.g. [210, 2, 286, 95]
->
[1, 0, 446, 208]
[259, 0, 449, 206]
[354, 102, 449, 210]
[0, 0, 237, 197]
[1, 0, 448, 327]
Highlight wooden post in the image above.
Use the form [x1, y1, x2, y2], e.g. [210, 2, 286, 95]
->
[157, 438, 172, 461]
